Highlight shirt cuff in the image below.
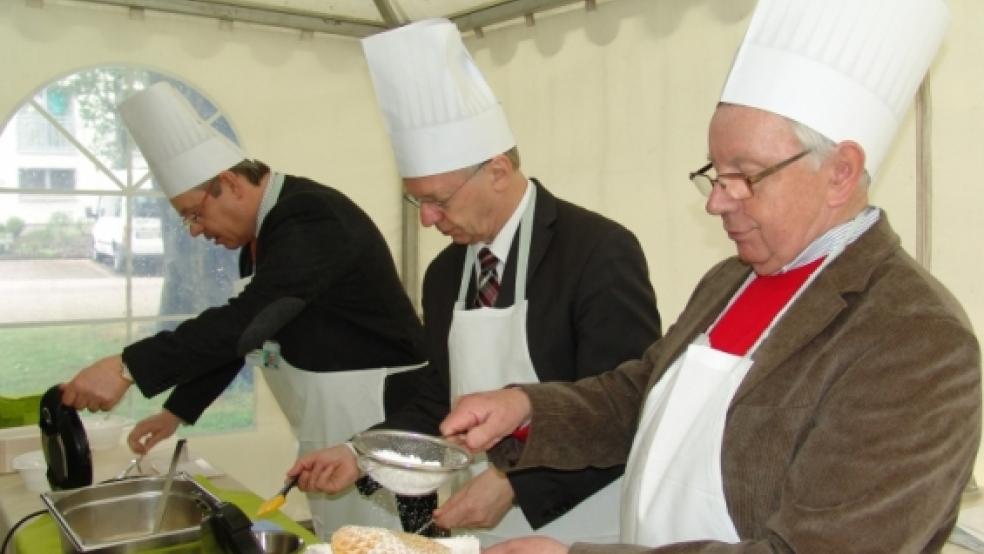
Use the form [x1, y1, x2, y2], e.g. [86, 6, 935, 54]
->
[510, 421, 531, 442]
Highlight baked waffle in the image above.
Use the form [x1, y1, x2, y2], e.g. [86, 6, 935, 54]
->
[330, 525, 450, 554]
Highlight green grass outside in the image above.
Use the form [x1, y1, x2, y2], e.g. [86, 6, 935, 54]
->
[0, 324, 254, 432]
[0, 325, 125, 396]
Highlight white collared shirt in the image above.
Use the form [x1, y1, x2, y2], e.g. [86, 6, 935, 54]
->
[473, 179, 534, 280]
[255, 171, 285, 236]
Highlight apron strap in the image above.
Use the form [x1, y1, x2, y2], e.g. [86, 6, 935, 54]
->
[456, 184, 538, 307]
[385, 360, 428, 376]
[514, 184, 536, 301]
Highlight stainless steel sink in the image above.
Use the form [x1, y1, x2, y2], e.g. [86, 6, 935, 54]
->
[41, 473, 223, 553]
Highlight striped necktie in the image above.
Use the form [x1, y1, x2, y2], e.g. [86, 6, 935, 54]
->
[475, 247, 500, 308]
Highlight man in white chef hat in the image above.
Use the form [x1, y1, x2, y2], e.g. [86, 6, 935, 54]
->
[440, 1, 982, 553]
[289, 18, 661, 544]
[61, 81, 429, 538]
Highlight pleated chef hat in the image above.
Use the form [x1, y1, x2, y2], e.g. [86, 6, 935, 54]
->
[721, 0, 949, 177]
[362, 19, 516, 178]
[118, 82, 245, 198]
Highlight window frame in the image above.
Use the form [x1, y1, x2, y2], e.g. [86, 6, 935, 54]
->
[0, 65, 254, 434]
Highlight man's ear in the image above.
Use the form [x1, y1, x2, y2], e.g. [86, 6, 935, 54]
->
[486, 153, 514, 191]
[217, 170, 242, 198]
[826, 141, 866, 207]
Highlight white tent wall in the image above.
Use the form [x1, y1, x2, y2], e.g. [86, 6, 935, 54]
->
[456, 0, 984, 474]
[455, 0, 984, 330]
[3, 0, 984, 523]
[433, 0, 984, 484]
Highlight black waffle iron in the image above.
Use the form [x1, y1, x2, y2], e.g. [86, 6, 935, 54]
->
[39, 385, 93, 490]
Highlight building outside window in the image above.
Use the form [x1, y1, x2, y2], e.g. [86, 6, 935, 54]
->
[0, 66, 253, 435]
[18, 168, 76, 191]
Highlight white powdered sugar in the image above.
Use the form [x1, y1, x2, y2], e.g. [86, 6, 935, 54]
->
[359, 449, 449, 495]
[372, 449, 441, 467]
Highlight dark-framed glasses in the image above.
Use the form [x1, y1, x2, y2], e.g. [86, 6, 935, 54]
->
[181, 179, 217, 228]
[403, 161, 489, 209]
[689, 149, 812, 200]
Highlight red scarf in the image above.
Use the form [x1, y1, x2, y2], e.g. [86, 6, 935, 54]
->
[709, 257, 825, 356]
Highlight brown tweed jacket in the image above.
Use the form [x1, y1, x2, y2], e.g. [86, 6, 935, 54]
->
[493, 214, 982, 553]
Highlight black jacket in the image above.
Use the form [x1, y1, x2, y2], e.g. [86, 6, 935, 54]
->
[384, 179, 661, 528]
[123, 175, 426, 423]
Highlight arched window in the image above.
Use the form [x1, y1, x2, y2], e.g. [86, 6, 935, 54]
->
[0, 66, 253, 435]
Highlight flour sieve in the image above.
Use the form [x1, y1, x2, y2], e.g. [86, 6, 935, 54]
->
[350, 430, 472, 496]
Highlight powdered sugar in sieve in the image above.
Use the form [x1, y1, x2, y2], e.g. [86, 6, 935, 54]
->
[351, 430, 472, 496]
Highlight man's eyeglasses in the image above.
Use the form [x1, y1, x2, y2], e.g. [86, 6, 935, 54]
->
[404, 161, 489, 209]
[181, 179, 217, 228]
[689, 149, 812, 200]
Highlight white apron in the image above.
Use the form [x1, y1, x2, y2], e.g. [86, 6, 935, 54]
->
[236, 276, 425, 539]
[447, 186, 622, 546]
[620, 223, 862, 547]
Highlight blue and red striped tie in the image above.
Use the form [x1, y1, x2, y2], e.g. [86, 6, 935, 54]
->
[475, 247, 500, 308]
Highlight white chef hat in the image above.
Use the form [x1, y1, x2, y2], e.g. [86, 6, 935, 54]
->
[362, 18, 516, 178]
[721, 0, 949, 177]
[118, 82, 245, 198]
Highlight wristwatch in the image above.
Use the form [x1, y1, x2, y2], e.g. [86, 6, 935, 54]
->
[120, 361, 134, 383]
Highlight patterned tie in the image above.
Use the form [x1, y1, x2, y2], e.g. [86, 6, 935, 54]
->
[475, 247, 500, 308]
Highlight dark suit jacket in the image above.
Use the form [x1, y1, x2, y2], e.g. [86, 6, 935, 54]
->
[123, 175, 426, 423]
[497, 215, 981, 553]
[385, 179, 662, 528]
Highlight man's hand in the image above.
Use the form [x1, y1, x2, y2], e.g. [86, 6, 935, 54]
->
[485, 536, 569, 554]
[60, 354, 132, 412]
[288, 444, 360, 494]
[128, 409, 181, 454]
[433, 466, 514, 529]
[440, 388, 532, 452]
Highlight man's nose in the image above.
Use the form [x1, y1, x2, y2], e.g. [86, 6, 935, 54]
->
[418, 204, 443, 227]
[705, 183, 738, 216]
[188, 222, 204, 237]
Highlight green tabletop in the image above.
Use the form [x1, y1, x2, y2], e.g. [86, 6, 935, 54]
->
[13, 475, 317, 553]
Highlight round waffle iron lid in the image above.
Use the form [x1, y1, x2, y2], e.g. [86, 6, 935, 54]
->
[39, 384, 93, 490]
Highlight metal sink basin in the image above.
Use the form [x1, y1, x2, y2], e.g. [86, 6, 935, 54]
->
[41, 473, 223, 553]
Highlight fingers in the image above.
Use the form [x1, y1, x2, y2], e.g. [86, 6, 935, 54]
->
[298, 461, 345, 493]
[127, 429, 149, 454]
[433, 468, 513, 529]
[442, 433, 469, 450]
[140, 427, 170, 453]
[439, 398, 483, 437]
[62, 357, 131, 412]
[126, 413, 178, 454]
[127, 418, 151, 453]
[440, 389, 533, 453]
[291, 446, 359, 494]
[59, 383, 76, 406]
[432, 488, 481, 529]
[464, 426, 503, 453]
[287, 454, 316, 482]
[484, 537, 569, 554]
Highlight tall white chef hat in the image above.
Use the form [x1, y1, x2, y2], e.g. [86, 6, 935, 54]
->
[721, 0, 949, 177]
[362, 18, 516, 178]
[118, 82, 245, 198]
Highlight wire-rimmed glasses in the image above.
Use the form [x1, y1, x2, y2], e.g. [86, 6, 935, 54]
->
[689, 149, 812, 200]
[403, 161, 489, 209]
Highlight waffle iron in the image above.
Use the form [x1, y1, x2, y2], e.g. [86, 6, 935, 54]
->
[38, 384, 93, 490]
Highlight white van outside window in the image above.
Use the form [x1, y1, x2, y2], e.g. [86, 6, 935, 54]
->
[90, 195, 164, 273]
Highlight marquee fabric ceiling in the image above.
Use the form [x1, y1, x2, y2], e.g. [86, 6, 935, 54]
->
[67, 0, 603, 37]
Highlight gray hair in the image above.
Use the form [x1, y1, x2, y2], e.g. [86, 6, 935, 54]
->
[462, 146, 522, 174]
[195, 159, 269, 195]
[788, 119, 871, 188]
